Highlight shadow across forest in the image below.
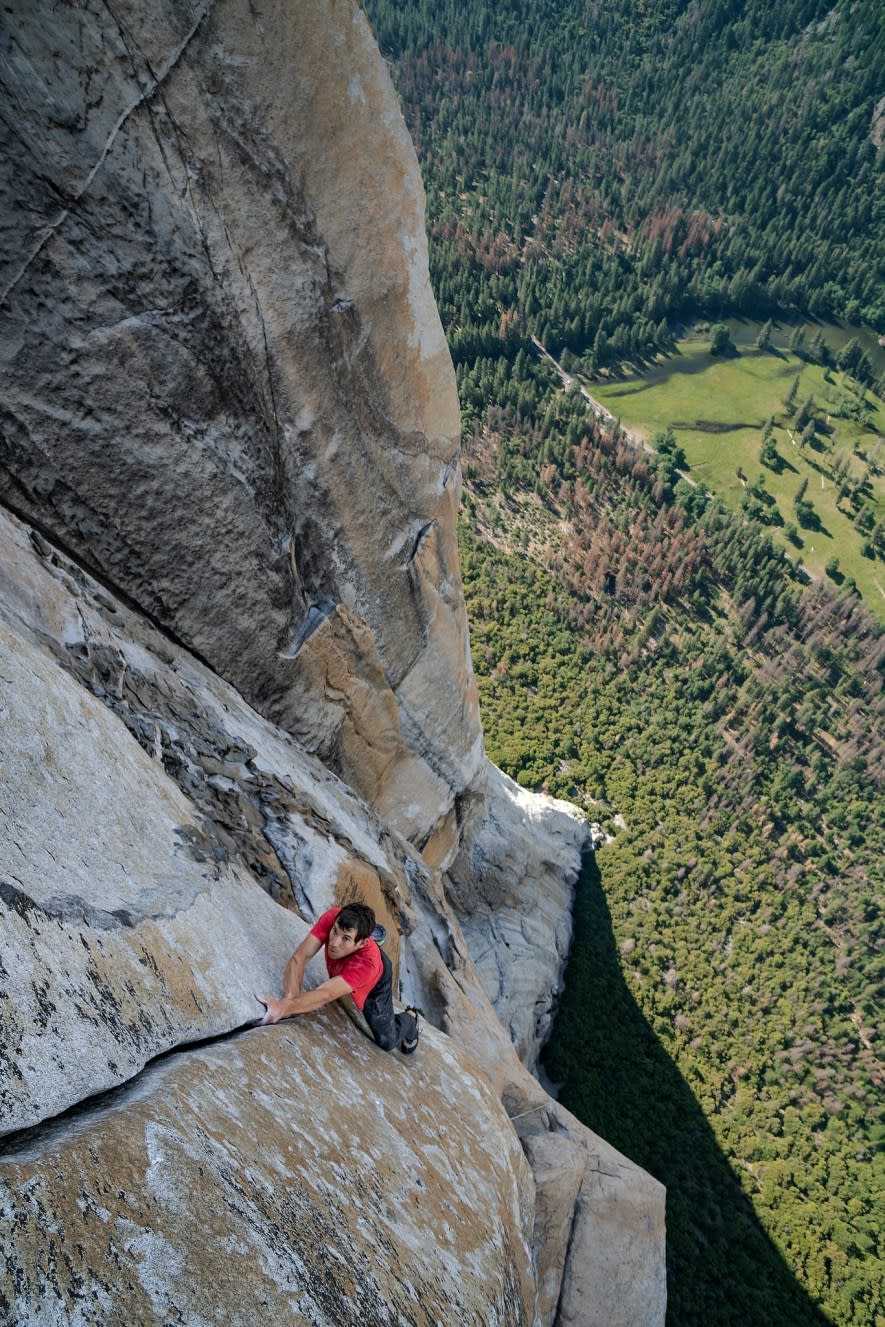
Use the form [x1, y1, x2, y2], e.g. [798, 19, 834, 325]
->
[541, 855, 834, 1327]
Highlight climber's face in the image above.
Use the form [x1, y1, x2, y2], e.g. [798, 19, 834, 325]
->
[327, 919, 367, 961]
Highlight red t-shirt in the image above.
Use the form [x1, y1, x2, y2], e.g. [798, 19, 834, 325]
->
[310, 907, 383, 1010]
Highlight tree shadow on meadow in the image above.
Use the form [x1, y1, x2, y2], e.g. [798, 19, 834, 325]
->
[542, 856, 834, 1327]
[598, 344, 782, 399]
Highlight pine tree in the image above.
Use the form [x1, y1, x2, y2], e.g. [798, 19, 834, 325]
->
[760, 437, 780, 471]
[783, 376, 801, 415]
[837, 338, 860, 374]
[795, 395, 815, 430]
[592, 327, 609, 364]
[808, 328, 827, 364]
[854, 350, 874, 387]
[709, 323, 734, 355]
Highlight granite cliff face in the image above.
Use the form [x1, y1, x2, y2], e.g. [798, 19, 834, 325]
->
[1, 0, 474, 858]
[0, 2, 666, 1324]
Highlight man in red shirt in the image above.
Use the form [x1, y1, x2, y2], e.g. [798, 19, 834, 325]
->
[257, 902, 420, 1054]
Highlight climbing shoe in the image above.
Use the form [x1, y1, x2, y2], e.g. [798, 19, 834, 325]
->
[400, 1006, 420, 1055]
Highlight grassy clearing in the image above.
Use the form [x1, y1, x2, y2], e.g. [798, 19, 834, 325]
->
[591, 321, 885, 619]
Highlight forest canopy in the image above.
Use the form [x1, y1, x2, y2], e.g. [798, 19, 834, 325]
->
[369, 0, 884, 372]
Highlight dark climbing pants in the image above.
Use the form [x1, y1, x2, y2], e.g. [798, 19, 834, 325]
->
[362, 952, 417, 1052]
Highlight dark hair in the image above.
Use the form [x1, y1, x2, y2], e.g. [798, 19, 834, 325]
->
[336, 901, 375, 942]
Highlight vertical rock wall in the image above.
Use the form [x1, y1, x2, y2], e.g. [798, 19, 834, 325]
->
[0, 0, 479, 854]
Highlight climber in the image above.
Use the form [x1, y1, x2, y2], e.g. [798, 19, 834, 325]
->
[256, 901, 420, 1054]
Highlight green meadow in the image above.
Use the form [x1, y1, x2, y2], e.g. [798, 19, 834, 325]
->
[592, 321, 885, 620]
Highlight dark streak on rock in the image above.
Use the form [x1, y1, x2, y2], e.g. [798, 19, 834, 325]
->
[1, 876, 170, 932]
[0, 1020, 259, 1162]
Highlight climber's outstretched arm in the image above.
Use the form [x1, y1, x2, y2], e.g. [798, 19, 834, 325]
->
[256, 975, 353, 1025]
[282, 931, 324, 999]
